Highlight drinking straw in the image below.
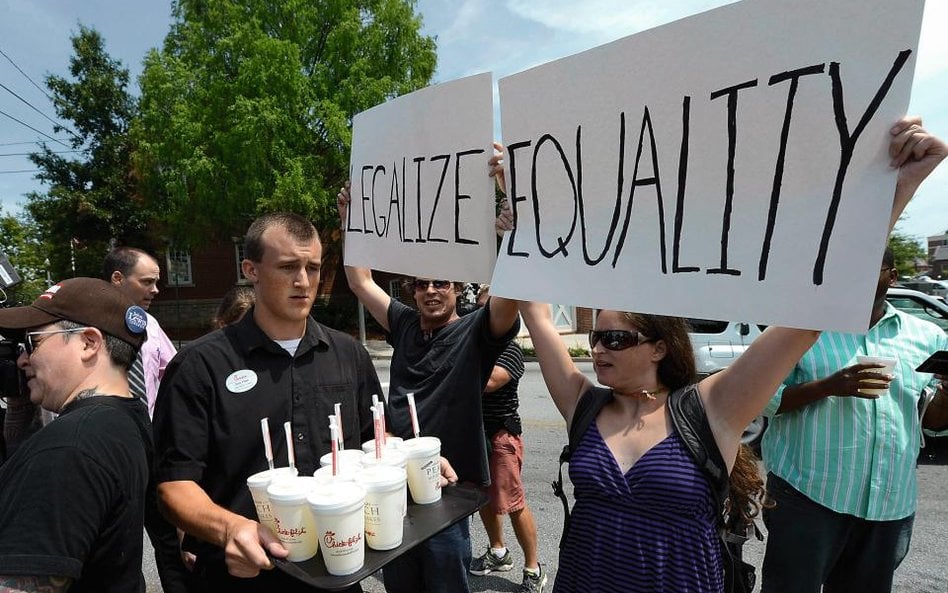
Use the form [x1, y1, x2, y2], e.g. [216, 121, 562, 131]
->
[334, 402, 344, 449]
[406, 392, 420, 438]
[330, 423, 339, 476]
[284, 421, 295, 471]
[372, 394, 387, 445]
[372, 405, 383, 460]
[260, 418, 274, 471]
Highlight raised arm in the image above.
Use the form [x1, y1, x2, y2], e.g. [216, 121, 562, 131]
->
[336, 183, 392, 331]
[518, 301, 592, 425]
[158, 480, 286, 579]
[889, 116, 947, 229]
[702, 115, 946, 467]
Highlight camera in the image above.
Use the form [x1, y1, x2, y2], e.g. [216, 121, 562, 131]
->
[0, 337, 23, 401]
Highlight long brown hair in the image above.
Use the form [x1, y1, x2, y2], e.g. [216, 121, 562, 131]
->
[727, 444, 771, 527]
[621, 312, 697, 391]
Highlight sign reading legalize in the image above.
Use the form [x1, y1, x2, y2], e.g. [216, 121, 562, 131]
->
[490, 0, 925, 332]
[345, 73, 496, 283]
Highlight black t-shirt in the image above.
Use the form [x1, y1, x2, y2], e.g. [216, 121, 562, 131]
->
[482, 341, 524, 437]
[0, 396, 151, 593]
[153, 309, 381, 573]
[386, 300, 520, 485]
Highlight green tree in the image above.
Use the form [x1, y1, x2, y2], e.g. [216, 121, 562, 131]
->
[133, 0, 437, 246]
[0, 209, 49, 305]
[25, 26, 156, 279]
[888, 231, 926, 277]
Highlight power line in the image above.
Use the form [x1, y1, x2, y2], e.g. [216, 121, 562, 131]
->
[0, 109, 69, 148]
[0, 81, 80, 139]
[0, 140, 71, 147]
[0, 150, 81, 157]
[0, 45, 53, 102]
[0, 169, 40, 174]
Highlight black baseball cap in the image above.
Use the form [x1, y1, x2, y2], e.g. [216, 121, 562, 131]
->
[0, 278, 147, 349]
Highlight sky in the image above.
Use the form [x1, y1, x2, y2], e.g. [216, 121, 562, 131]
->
[1, 0, 945, 244]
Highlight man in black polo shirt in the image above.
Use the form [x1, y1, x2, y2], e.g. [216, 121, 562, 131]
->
[337, 184, 521, 593]
[153, 213, 381, 592]
[0, 278, 150, 593]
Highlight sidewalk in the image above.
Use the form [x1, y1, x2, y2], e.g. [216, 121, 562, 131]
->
[364, 332, 591, 360]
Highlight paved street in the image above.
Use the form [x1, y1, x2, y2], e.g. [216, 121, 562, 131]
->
[145, 359, 948, 592]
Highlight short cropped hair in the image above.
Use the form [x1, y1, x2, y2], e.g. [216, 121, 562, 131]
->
[103, 247, 154, 279]
[244, 213, 318, 263]
[58, 320, 137, 371]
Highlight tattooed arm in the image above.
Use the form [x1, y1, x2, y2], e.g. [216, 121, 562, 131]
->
[0, 574, 72, 593]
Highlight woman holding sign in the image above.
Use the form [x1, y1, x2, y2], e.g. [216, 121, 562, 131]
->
[509, 116, 945, 593]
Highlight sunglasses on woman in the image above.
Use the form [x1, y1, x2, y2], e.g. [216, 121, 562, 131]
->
[412, 279, 452, 291]
[588, 329, 654, 351]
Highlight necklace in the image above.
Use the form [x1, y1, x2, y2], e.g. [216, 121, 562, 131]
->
[629, 388, 668, 401]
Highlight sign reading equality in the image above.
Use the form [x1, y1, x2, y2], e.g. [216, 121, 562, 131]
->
[490, 0, 925, 332]
[345, 73, 497, 284]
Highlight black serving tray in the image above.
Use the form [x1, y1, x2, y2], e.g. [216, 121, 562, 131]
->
[273, 483, 488, 590]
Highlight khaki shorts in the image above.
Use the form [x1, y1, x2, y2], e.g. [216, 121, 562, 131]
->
[486, 429, 525, 515]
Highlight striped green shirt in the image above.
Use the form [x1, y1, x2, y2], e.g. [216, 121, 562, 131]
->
[762, 304, 947, 520]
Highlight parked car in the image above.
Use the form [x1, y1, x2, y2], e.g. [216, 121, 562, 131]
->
[886, 287, 948, 332]
[685, 318, 766, 448]
[686, 290, 948, 446]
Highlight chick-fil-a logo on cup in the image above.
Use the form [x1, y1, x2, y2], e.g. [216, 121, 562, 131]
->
[125, 306, 148, 335]
[324, 530, 362, 550]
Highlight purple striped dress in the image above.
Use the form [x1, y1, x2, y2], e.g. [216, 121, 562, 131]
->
[553, 421, 724, 592]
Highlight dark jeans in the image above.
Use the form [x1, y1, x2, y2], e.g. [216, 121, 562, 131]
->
[383, 518, 472, 593]
[761, 473, 914, 593]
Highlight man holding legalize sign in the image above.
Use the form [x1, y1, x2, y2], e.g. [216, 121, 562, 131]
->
[337, 162, 525, 593]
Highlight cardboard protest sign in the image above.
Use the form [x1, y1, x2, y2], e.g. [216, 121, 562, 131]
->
[491, 0, 925, 332]
[345, 72, 496, 283]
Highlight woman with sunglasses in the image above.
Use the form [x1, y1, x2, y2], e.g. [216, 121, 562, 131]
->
[509, 114, 945, 593]
[519, 302, 817, 592]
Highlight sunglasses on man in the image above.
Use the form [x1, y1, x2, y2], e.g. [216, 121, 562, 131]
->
[412, 279, 452, 292]
[588, 329, 654, 351]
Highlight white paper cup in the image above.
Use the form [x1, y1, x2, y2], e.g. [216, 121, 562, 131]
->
[361, 436, 404, 454]
[856, 355, 898, 396]
[246, 467, 298, 534]
[267, 476, 320, 562]
[319, 449, 366, 472]
[307, 483, 367, 576]
[401, 436, 442, 504]
[354, 465, 407, 550]
[361, 449, 409, 517]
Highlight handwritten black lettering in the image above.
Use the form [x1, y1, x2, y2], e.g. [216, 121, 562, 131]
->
[506, 141, 532, 257]
[707, 78, 758, 276]
[812, 49, 911, 285]
[758, 64, 826, 280]
[426, 154, 451, 243]
[532, 134, 577, 258]
[454, 148, 485, 244]
[611, 106, 668, 271]
[672, 96, 699, 273]
[370, 165, 387, 236]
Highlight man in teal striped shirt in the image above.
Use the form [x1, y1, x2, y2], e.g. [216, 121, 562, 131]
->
[760, 120, 948, 593]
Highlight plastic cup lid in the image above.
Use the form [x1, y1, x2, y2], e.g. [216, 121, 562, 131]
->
[247, 466, 298, 487]
[307, 482, 366, 513]
[361, 448, 407, 467]
[354, 465, 407, 492]
[400, 436, 441, 458]
[320, 449, 367, 467]
[267, 476, 320, 503]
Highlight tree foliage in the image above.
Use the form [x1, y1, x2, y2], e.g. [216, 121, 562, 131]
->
[0, 209, 49, 305]
[25, 26, 155, 279]
[888, 230, 926, 277]
[133, 0, 437, 245]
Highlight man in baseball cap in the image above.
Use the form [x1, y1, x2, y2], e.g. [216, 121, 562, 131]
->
[0, 277, 152, 593]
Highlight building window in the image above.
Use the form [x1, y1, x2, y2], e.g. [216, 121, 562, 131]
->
[234, 241, 250, 284]
[166, 249, 193, 286]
